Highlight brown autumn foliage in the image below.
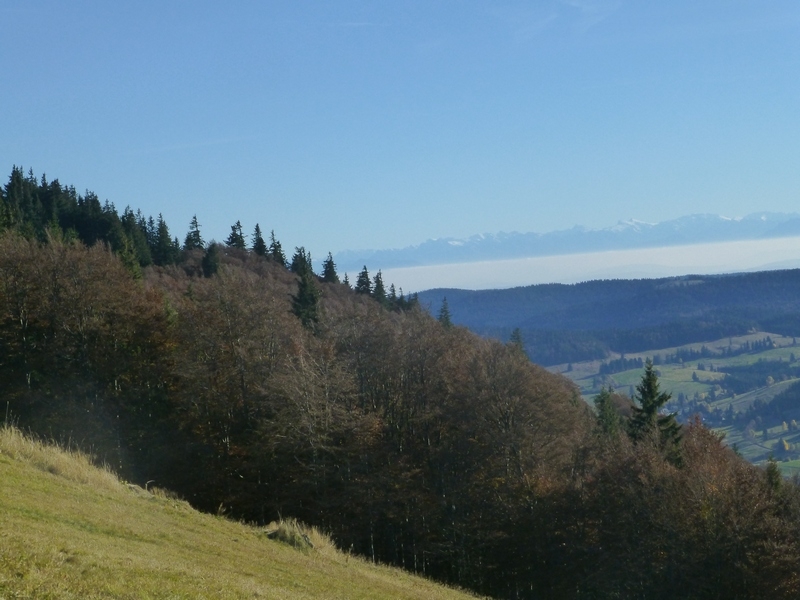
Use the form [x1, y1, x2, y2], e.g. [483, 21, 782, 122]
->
[3, 230, 800, 599]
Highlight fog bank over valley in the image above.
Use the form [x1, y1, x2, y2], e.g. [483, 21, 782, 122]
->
[380, 236, 800, 292]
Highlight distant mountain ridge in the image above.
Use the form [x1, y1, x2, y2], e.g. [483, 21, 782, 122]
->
[415, 268, 800, 365]
[335, 212, 800, 272]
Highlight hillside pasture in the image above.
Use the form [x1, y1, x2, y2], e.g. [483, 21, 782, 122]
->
[0, 426, 478, 600]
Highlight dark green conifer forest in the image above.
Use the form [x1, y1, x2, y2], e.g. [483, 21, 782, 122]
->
[3, 166, 800, 598]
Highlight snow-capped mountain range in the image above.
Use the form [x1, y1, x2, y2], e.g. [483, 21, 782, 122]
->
[334, 212, 800, 273]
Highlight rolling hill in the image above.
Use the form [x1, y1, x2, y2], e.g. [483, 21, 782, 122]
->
[418, 269, 800, 365]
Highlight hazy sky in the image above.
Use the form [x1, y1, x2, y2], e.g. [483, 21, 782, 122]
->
[3, 1, 800, 262]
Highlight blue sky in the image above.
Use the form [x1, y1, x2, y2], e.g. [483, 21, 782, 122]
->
[3, 1, 800, 265]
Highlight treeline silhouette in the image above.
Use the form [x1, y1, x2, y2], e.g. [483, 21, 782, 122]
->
[3, 167, 800, 598]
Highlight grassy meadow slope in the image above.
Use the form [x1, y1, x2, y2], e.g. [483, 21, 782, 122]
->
[0, 426, 478, 600]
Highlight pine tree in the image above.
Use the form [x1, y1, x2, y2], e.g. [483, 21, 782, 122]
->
[145, 215, 157, 250]
[183, 214, 204, 251]
[765, 456, 782, 492]
[251, 223, 267, 256]
[121, 207, 152, 266]
[202, 242, 220, 277]
[225, 220, 246, 249]
[321, 252, 339, 283]
[152, 214, 178, 265]
[355, 266, 371, 295]
[290, 246, 312, 276]
[509, 328, 524, 353]
[292, 269, 321, 329]
[438, 297, 452, 328]
[268, 230, 286, 267]
[594, 388, 621, 438]
[342, 273, 350, 288]
[372, 270, 387, 305]
[628, 359, 682, 465]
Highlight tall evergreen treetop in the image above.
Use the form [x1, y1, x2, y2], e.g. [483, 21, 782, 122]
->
[372, 270, 387, 304]
[152, 214, 179, 266]
[252, 223, 267, 256]
[290, 246, 312, 276]
[628, 359, 682, 464]
[509, 328, 525, 353]
[292, 268, 321, 329]
[594, 388, 622, 438]
[121, 206, 152, 266]
[202, 242, 220, 277]
[183, 215, 204, 251]
[355, 266, 371, 295]
[268, 229, 286, 267]
[438, 297, 452, 328]
[321, 252, 339, 283]
[225, 220, 246, 249]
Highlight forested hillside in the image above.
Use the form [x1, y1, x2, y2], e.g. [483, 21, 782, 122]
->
[4, 167, 800, 598]
[419, 272, 800, 365]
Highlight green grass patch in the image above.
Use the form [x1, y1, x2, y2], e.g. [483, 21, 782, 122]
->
[0, 426, 478, 600]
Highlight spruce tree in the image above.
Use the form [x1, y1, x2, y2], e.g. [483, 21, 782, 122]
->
[355, 266, 371, 295]
[594, 388, 621, 438]
[183, 214, 204, 251]
[225, 220, 246, 249]
[342, 273, 350, 288]
[152, 214, 178, 265]
[121, 206, 152, 266]
[252, 223, 267, 256]
[765, 456, 782, 492]
[509, 328, 524, 353]
[438, 297, 452, 328]
[372, 270, 387, 305]
[321, 252, 339, 283]
[145, 215, 157, 250]
[268, 230, 286, 267]
[290, 246, 312, 276]
[292, 269, 321, 329]
[628, 359, 682, 464]
[202, 242, 220, 277]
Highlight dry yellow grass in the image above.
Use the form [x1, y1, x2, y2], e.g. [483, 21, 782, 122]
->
[0, 426, 479, 599]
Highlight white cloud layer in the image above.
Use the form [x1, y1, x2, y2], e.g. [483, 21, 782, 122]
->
[383, 236, 800, 292]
